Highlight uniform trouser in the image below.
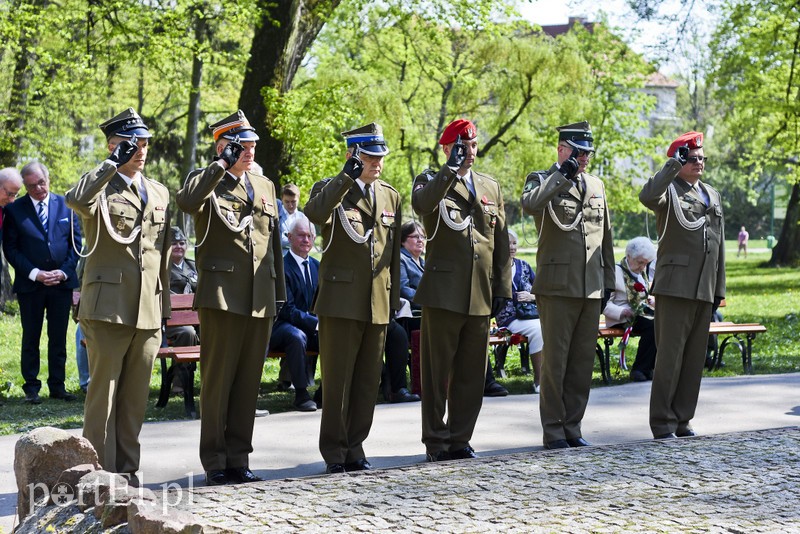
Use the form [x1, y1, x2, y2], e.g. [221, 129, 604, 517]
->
[81, 320, 160, 474]
[18, 287, 72, 396]
[420, 307, 489, 454]
[650, 296, 712, 437]
[537, 295, 600, 445]
[318, 316, 386, 464]
[199, 309, 272, 471]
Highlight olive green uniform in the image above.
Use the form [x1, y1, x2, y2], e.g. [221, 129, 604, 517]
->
[304, 171, 401, 465]
[176, 161, 285, 471]
[521, 165, 615, 445]
[66, 161, 171, 474]
[639, 159, 725, 437]
[412, 165, 511, 455]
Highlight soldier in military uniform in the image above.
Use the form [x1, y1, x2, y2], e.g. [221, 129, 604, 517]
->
[66, 108, 172, 479]
[520, 121, 615, 450]
[166, 226, 199, 346]
[411, 119, 512, 462]
[639, 131, 725, 439]
[304, 122, 401, 474]
[176, 110, 285, 486]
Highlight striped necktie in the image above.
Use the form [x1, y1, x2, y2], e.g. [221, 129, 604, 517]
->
[37, 201, 48, 233]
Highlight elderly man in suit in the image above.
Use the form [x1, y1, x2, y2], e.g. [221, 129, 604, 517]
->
[3, 161, 82, 404]
[305, 122, 402, 474]
[268, 212, 320, 412]
[177, 110, 285, 486]
[521, 121, 615, 450]
[0, 168, 23, 288]
[640, 131, 725, 439]
[412, 119, 512, 462]
[66, 108, 171, 480]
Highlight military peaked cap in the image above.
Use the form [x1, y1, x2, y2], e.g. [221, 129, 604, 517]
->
[210, 110, 260, 142]
[99, 108, 152, 140]
[341, 122, 389, 156]
[557, 121, 594, 152]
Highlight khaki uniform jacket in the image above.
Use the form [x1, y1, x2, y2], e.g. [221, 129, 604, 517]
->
[304, 172, 401, 324]
[521, 165, 615, 298]
[411, 166, 512, 315]
[176, 161, 285, 317]
[66, 162, 171, 330]
[639, 159, 725, 303]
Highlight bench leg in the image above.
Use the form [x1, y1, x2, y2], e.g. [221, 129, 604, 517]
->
[156, 358, 172, 408]
[596, 343, 608, 384]
[494, 344, 509, 378]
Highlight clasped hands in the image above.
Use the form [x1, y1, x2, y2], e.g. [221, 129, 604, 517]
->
[36, 270, 65, 286]
[515, 290, 535, 303]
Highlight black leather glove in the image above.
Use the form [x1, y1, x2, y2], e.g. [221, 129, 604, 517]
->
[490, 297, 506, 318]
[673, 145, 689, 166]
[560, 148, 580, 181]
[342, 149, 363, 179]
[109, 137, 138, 166]
[601, 288, 613, 312]
[446, 135, 466, 170]
[214, 139, 244, 168]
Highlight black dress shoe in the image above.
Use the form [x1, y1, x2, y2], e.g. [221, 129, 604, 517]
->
[566, 437, 591, 447]
[294, 398, 317, 412]
[325, 463, 346, 474]
[654, 432, 677, 440]
[50, 391, 77, 401]
[344, 458, 372, 472]
[426, 450, 450, 462]
[484, 381, 508, 397]
[390, 388, 420, 403]
[544, 439, 571, 450]
[24, 393, 42, 405]
[676, 429, 696, 437]
[226, 467, 262, 483]
[205, 470, 229, 486]
[449, 445, 478, 459]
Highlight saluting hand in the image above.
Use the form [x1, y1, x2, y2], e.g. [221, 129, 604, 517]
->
[560, 148, 580, 182]
[342, 147, 363, 179]
[109, 137, 138, 166]
[214, 138, 244, 169]
[673, 145, 689, 166]
[446, 135, 467, 170]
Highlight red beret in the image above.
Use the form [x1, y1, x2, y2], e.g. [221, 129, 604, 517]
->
[667, 131, 703, 157]
[439, 119, 477, 145]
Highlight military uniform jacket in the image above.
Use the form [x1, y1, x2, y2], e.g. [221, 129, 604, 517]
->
[304, 171, 401, 324]
[411, 165, 511, 315]
[170, 258, 197, 294]
[639, 159, 725, 303]
[66, 161, 171, 330]
[521, 164, 615, 298]
[176, 161, 285, 318]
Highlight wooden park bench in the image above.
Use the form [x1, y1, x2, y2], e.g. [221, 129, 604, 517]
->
[156, 293, 318, 418]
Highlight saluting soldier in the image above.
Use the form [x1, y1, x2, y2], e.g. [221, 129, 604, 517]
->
[176, 110, 285, 486]
[411, 119, 511, 462]
[304, 123, 401, 474]
[640, 131, 725, 439]
[520, 121, 615, 450]
[66, 108, 171, 481]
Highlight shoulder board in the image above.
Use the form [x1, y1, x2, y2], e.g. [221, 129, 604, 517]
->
[420, 168, 436, 181]
[473, 170, 498, 184]
[142, 175, 168, 190]
[523, 170, 548, 192]
[377, 180, 398, 194]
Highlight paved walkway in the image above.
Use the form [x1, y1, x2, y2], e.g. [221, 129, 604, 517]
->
[177, 427, 800, 532]
[2, 373, 799, 532]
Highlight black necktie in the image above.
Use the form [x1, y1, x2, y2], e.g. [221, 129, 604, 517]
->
[302, 259, 313, 302]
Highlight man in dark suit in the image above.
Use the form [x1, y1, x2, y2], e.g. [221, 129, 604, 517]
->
[640, 131, 725, 439]
[3, 161, 82, 404]
[268, 213, 319, 412]
[305, 122, 402, 474]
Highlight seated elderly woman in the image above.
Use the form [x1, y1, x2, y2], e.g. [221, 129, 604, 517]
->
[603, 236, 657, 382]
[494, 229, 544, 393]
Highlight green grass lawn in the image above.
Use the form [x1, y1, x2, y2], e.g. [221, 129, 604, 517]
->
[0, 241, 797, 436]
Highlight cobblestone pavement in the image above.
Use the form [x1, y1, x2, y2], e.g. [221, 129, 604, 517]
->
[169, 427, 800, 533]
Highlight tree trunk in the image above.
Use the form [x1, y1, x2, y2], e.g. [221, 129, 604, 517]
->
[179, 11, 208, 234]
[237, 0, 341, 184]
[768, 181, 800, 266]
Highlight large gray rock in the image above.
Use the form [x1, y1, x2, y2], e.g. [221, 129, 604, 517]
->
[128, 499, 205, 534]
[94, 485, 157, 528]
[14, 426, 100, 521]
[55, 463, 99, 497]
[14, 503, 105, 533]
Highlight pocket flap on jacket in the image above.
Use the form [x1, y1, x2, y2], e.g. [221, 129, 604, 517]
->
[203, 258, 235, 272]
[541, 254, 570, 266]
[427, 259, 454, 272]
[662, 254, 690, 267]
[88, 267, 123, 284]
[324, 268, 353, 282]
